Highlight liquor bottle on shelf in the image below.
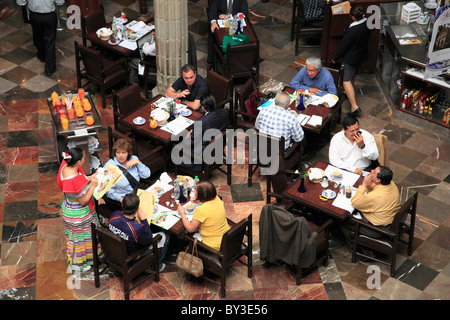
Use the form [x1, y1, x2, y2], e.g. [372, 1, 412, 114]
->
[401, 94, 407, 109]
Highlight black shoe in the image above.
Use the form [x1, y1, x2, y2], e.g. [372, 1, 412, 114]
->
[46, 71, 54, 77]
[347, 108, 361, 117]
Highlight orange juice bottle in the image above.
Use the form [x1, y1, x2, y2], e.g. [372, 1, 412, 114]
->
[78, 88, 85, 99]
[61, 117, 69, 130]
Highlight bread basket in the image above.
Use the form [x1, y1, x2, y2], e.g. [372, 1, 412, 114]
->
[97, 28, 112, 41]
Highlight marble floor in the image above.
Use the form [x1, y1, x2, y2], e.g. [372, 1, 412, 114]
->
[0, 0, 449, 302]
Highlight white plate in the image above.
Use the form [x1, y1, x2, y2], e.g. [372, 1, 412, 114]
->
[322, 189, 336, 199]
[180, 109, 192, 117]
[133, 117, 146, 125]
[424, 2, 437, 9]
[108, 39, 119, 46]
[152, 187, 164, 195]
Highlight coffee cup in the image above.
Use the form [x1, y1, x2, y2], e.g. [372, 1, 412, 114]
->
[153, 186, 162, 195]
[185, 203, 195, 214]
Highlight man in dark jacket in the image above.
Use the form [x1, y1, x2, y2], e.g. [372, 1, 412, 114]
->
[108, 193, 169, 271]
[173, 94, 229, 172]
[207, 0, 249, 68]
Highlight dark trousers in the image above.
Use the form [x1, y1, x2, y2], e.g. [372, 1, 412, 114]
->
[29, 11, 57, 74]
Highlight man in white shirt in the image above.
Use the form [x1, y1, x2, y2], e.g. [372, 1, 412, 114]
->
[329, 115, 379, 175]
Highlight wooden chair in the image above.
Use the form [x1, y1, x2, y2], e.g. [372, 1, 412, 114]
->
[214, 40, 260, 87]
[81, 5, 106, 48]
[248, 130, 303, 187]
[184, 214, 252, 298]
[323, 65, 344, 132]
[174, 130, 232, 185]
[141, 56, 157, 100]
[207, 70, 233, 125]
[291, 0, 323, 56]
[373, 134, 389, 167]
[233, 78, 259, 130]
[74, 41, 128, 108]
[351, 192, 418, 277]
[259, 204, 332, 285]
[91, 223, 161, 300]
[112, 83, 145, 134]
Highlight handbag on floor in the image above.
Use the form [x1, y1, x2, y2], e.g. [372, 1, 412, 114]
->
[176, 238, 204, 277]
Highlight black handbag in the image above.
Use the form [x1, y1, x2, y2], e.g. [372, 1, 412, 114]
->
[117, 165, 140, 194]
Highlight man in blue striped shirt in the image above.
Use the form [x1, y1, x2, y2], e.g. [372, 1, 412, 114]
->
[255, 92, 304, 150]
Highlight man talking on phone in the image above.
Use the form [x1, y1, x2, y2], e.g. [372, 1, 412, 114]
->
[328, 115, 379, 175]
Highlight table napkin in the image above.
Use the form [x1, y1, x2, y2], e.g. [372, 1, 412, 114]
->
[307, 115, 323, 126]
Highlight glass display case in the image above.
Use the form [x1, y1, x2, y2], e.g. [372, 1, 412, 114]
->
[377, 1, 450, 128]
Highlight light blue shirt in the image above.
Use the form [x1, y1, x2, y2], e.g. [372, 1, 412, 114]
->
[104, 155, 151, 201]
[289, 67, 337, 96]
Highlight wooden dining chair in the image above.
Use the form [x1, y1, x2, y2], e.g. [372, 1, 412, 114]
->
[351, 192, 418, 277]
[207, 70, 233, 125]
[214, 40, 260, 87]
[233, 78, 259, 130]
[112, 83, 145, 133]
[81, 5, 106, 48]
[291, 0, 323, 56]
[75, 41, 128, 108]
[91, 223, 161, 300]
[183, 214, 253, 298]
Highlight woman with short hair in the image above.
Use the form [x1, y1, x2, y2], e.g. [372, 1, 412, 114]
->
[177, 181, 229, 251]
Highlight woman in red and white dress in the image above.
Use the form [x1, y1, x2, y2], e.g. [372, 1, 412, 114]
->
[57, 148, 99, 272]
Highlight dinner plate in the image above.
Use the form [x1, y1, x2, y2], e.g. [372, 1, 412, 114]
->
[133, 117, 146, 125]
[180, 109, 192, 117]
[322, 189, 336, 199]
[108, 39, 119, 46]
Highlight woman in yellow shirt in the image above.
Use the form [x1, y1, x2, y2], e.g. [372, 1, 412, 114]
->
[177, 181, 229, 251]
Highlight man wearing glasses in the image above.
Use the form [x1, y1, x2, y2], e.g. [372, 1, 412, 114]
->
[289, 56, 337, 97]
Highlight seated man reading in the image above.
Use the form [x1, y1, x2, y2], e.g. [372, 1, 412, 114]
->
[329, 115, 379, 175]
[289, 56, 337, 97]
[255, 92, 304, 150]
[165, 64, 209, 110]
[108, 193, 170, 272]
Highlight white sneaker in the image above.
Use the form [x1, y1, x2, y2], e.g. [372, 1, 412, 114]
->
[159, 263, 166, 272]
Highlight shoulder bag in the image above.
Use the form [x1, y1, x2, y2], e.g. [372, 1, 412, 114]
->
[176, 238, 204, 277]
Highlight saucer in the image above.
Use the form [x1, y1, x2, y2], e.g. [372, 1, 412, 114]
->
[108, 39, 119, 46]
[133, 117, 146, 125]
[331, 174, 343, 181]
[180, 109, 192, 117]
[322, 189, 336, 199]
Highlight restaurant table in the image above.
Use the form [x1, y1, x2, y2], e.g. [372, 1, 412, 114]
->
[84, 18, 153, 57]
[283, 161, 363, 221]
[213, 17, 259, 47]
[283, 86, 339, 135]
[118, 95, 204, 146]
[47, 91, 102, 174]
[153, 188, 186, 238]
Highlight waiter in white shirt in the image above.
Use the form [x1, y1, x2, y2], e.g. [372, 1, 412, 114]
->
[329, 115, 379, 175]
[16, 0, 65, 77]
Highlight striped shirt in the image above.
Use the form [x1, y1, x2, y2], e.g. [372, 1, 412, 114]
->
[255, 105, 304, 150]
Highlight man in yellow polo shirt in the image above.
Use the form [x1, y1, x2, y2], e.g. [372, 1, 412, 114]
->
[339, 166, 401, 259]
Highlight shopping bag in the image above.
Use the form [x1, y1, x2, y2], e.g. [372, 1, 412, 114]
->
[176, 238, 204, 277]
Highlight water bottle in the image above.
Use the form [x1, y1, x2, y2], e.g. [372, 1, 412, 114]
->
[194, 176, 199, 187]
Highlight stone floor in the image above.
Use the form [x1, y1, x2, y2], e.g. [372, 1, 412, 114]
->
[0, 0, 449, 302]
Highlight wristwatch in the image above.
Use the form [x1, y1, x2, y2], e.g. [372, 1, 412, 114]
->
[359, 144, 365, 149]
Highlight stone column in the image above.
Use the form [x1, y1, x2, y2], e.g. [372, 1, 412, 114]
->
[152, 0, 189, 96]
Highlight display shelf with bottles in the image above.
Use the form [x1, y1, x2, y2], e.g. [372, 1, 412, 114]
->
[376, 1, 449, 129]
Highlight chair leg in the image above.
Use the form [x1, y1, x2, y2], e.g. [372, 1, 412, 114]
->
[220, 271, 227, 298]
[248, 164, 253, 187]
[390, 254, 396, 277]
[296, 267, 302, 285]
